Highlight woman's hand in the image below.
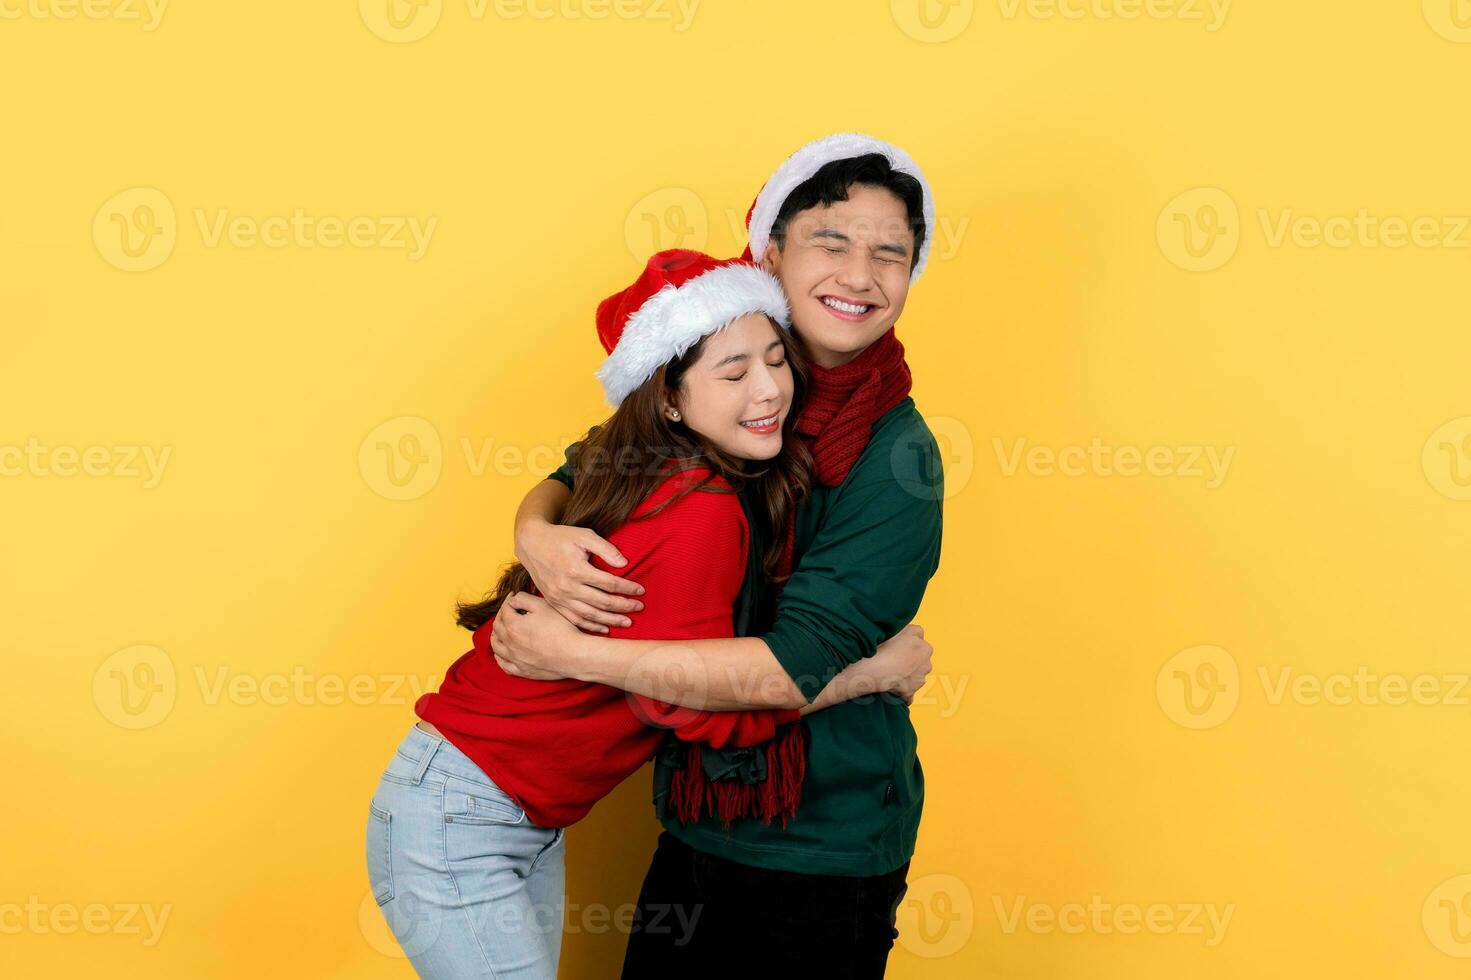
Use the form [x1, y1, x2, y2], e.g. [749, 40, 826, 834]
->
[514, 519, 645, 633]
[490, 591, 584, 681]
[869, 624, 933, 704]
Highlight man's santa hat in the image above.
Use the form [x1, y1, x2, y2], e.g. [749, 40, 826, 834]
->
[595, 249, 790, 407]
[741, 132, 937, 284]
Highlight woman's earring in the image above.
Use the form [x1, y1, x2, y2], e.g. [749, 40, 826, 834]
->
[669, 409, 681, 421]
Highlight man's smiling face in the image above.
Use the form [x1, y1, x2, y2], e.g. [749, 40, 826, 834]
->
[761, 184, 916, 369]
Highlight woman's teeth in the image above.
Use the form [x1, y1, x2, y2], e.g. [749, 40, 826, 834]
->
[740, 414, 779, 430]
[822, 297, 873, 315]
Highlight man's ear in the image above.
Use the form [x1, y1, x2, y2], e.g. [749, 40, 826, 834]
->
[761, 241, 782, 274]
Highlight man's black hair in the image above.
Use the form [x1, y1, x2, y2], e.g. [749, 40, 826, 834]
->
[768, 153, 927, 272]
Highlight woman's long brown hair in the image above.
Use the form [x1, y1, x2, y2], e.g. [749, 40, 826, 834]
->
[456, 317, 812, 632]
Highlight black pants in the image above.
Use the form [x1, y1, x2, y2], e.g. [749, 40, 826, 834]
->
[619, 831, 910, 980]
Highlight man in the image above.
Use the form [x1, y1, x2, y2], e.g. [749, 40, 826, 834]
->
[492, 133, 945, 977]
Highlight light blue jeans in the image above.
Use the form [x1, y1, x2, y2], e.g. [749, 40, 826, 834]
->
[366, 723, 566, 979]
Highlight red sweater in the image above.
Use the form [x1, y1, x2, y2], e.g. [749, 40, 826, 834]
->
[415, 467, 801, 829]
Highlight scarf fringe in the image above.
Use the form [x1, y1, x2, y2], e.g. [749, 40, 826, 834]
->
[668, 723, 806, 829]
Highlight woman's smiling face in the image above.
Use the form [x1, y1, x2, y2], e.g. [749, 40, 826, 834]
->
[761, 184, 915, 369]
[668, 313, 794, 461]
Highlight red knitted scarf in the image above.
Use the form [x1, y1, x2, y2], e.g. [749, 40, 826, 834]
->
[668, 328, 914, 830]
[778, 326, 914, 574]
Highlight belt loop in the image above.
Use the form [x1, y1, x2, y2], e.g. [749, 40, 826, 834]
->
[410, 730, 442, 785]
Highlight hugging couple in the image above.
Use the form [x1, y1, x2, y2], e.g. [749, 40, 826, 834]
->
[366, 132, 946, 979]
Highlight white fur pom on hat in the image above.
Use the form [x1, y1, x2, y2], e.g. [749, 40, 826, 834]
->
[741, 132, 937, 284]
[595, 250, 790, 407]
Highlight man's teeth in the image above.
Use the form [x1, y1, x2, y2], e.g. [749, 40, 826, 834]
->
[740, 415, 778, 429]
[822, 297, 873, 315]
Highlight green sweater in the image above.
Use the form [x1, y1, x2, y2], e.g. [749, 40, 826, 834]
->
[548, 397, 944, 876]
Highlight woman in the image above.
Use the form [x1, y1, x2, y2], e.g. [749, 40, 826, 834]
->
[365, 250, 923, 980]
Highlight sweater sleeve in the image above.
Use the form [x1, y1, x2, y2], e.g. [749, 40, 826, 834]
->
[599, 471, 801, 747]
[761, 410, 945, 701]
[545, 439, 579, 491]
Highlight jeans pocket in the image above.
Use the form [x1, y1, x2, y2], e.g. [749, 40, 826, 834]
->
[366, 800, 394, 906]
[443, 787, 527, 826]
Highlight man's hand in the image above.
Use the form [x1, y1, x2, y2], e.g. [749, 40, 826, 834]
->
[514, 519, 645, 633]
[869, 624, 933, 704]
[490, 591, 584, 680]
[799, 624, 934, 714]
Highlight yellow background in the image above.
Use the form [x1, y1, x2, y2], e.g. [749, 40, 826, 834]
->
[4, 1, 1471, 976]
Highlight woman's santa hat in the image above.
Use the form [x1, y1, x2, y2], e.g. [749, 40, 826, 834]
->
[741, 132, 937, 284]
[596, 249, 790, 407]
